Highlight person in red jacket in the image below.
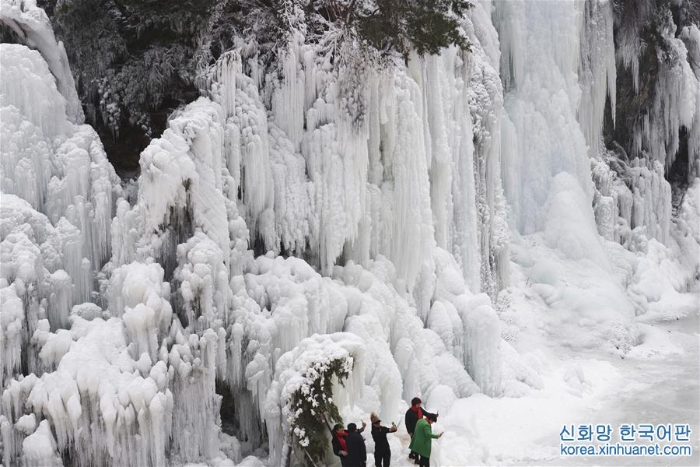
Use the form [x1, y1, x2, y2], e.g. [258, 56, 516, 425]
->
[332, 423, 350, 467]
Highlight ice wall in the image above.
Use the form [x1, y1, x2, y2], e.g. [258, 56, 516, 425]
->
[105, 84, 493, 463]
[627, 14, 700, 176]
[208, 3, 510, 303]
[496, 0, 593, 235]
[603, 3, 700, 251]
[578, 0, 616, 158]
[0, 41, 123, 466]
[493, 0, 657, 350]
[1, 11, 515, 461]
[0, 41, 121, 378]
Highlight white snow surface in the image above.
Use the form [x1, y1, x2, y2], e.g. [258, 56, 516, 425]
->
[1, 0, 699, 466]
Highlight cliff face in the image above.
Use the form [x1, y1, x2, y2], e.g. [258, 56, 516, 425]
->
[606, 0, 700, 196]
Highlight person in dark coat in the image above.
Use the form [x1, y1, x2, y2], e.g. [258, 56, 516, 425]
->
[370, 412, 397, 467]
[345, 423, 367, 467]
[333, 421, 368, 466]
[404, 397, 437, 463]
[332, 423, 350, 467]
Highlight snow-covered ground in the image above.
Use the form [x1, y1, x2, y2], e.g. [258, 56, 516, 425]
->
[336, 237, 700, 467]
[425, 309, 699, 467]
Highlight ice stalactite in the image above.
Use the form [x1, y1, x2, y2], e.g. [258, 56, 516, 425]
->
[591, 153, 672, 248]
[464, 2, 511, 298]
[460, 294, 503, 397]
[494, 0, 650, 351]
[495, 0, 593, 235]
[0, 42, 120, 271]
[214, 13, 514, 307]
[682, 24, 700, 180]
[107, 98, 237, 465]
[629, 14, 700, 173]
[0, 42, 121, 385]
[578, 0, 616, 158]
[0, 0, 83, 124]
[231, 73, 276, 251]
[589, 5, 699, 251]
[0, 283, 23, 384]
[614, 0, 656, 94]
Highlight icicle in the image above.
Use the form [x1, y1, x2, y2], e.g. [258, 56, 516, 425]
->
[494, 0, 592, 234]
[578, 0, 616, 157]
[213, 50, 240, 120]
[0, 0, 84, 123]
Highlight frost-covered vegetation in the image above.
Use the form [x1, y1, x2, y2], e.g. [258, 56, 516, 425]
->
[1, 0, 699, 466]
[21, 0, 473, 172]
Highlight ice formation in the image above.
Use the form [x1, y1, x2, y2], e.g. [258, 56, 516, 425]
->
[1, 0, 699, 466]
[0, 0, 83, 124]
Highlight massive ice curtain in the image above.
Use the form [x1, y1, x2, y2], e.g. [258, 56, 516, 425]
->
[1, 0, 699, 466]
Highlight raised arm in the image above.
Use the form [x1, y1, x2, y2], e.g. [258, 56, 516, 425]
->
[423, 422, 440, 439]
[359, 420, 367, 433]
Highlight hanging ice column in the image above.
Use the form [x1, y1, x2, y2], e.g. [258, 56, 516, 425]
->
[495, 0, 593, 235]
[0, 38, 121, 382]
[578, 0, 616, 158]
[0, 0, 84, 123]
[493, 0, 643, 351]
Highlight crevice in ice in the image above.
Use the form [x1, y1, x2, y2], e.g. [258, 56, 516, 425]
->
[669, 126, 691, 215]
[216, 379, 237, 436]
[157, 203, 196, 284]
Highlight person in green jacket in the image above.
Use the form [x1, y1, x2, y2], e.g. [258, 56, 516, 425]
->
[408, 413, 443, 467]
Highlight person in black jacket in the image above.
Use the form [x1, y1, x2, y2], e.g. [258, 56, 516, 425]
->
[404, 397, 437, 463]
[370, 412, 397, 467]
[345, 422, 367, 467]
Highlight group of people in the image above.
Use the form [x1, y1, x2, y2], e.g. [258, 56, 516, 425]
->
[331, 397, 443, 467]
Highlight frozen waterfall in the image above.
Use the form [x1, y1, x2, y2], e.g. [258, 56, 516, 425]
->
[1, 0, 699, 466]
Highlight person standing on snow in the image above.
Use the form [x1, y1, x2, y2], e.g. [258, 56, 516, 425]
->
[346, 422, 368, 467]
[333, 421, 367, 466]
[408, 413, 443, 467]
[332, 423, 351, 467]
[404, 397, 437, 462]
[370, 412, 397, 467]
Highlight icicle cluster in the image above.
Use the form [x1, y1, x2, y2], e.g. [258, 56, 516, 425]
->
[1, 6, 515, 460]
[629, 18, 700, 174]
[0, 0, 83, 123]
[496, 0, 593, 235]
[578, 0, 616, 158]
[0, 41, 121, 381]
